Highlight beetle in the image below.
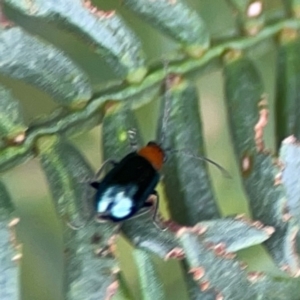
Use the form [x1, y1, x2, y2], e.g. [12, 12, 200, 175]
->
[90, 139, 165, 228]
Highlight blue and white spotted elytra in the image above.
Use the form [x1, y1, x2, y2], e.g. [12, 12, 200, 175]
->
[91, 147, 162, 223]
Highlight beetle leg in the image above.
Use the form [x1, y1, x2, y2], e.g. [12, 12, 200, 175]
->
[89, 159, 118, 189]
[128, 128, 139, 151]
[94, 159, 118, 180]
[66, 214, 93, 230]
[146, 191, 167, 231]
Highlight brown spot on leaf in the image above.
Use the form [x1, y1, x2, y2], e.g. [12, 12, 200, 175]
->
[241, 153, 253, 177]
[163, 219, 182, 233]
[274, 173, 282, 186]
[254, 99, 268, 151]
[0, 4, 13, 28]
[8, 218, 20, 248]
[83, 0, 115, 19]
[213, 243, 227, 256]
[176, 227, 189, 237]
[263, 226, 275, 235]
[252, 220, 264, 229]
[200, 280, 210, 291]
[239, 261, 248, 270]
[165, 247, 185, 260]
[247, 271, 265, 282]
[91, 233, 102, 244]
[191, 224, 207, 235]
[224, 252, 236, 259]
[189, 267, 205, 280]
[216, 292, 224, 300]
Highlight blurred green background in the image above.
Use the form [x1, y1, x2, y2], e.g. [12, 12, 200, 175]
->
[0, 0, 287, 299]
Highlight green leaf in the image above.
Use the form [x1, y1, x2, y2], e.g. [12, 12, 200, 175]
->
[275, 31, 300, 147]
[198, 217, 274, 252]
[122, 213, 179, 259]
[0, 84, 26, 143]
[223, 54, 299, 275]
[4, 0, 147, 82]
[65, 222, 119, 300]
[158, 78, 220, 225]
[178, 228, 300, 300]
[0, 181, 20, 300]
[124, 0, 209, 57]
[0, 26, 92, 107]
[36, 135, 120, 299]
[133, 249, 166, 300]
[280, 137, 300, 226]
[36, 135, 94, 228]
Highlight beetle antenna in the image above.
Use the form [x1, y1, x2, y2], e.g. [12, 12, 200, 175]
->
[168, 148, 231, 178]
[159, 60, 173, 146]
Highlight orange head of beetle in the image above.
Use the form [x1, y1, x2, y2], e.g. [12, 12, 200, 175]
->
[137, 141, 165, 170]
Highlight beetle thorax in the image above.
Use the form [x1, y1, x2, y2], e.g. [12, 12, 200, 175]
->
[137, 142, 165, 170]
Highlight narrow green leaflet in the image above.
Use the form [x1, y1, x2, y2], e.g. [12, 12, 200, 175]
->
[179, 229, 300, 300]
[36, 136, 120, 299]
[122, 212, 179, 259]
[65, 222, 119, 300]
[275, 32, 300, 147]
[36, 135, 94, 229]
[223, 54, 299, 275]
[0, 26, 92, 106]
[133, 249, 166, 300]
[4, 0, 147, 82]
[0, 84, 26, 143]
[280, 137, 300, 226]
[158, 78, 220, 225]
[0, 181, 20, 300]
[178, 218, 275, 300]
[198, 217, 274, 252]
[123, 0, 209, 57]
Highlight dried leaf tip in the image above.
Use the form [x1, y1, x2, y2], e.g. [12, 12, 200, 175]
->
[254, 98, 269, 152]
[191, 224, 207, 235]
